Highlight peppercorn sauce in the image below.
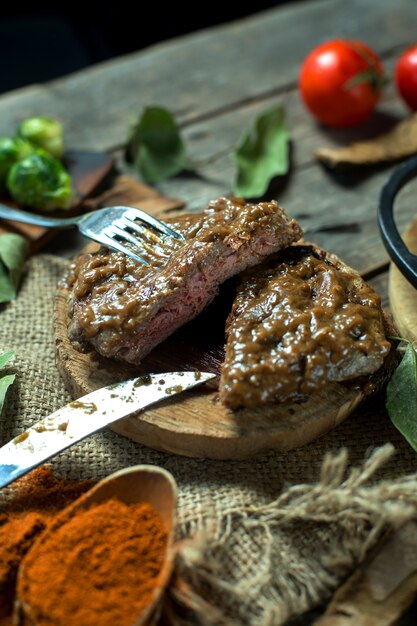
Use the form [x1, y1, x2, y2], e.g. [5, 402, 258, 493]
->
[220, 245, 392, 409]
[67, 197, 302, 362]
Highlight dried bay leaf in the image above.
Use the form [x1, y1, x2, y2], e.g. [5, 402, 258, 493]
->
[316, 113, 417, 168]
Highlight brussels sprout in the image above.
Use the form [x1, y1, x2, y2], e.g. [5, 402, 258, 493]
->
[17, 117, 64, 159]
[7, 152, 74, 211]
[0, 137, 35, 191]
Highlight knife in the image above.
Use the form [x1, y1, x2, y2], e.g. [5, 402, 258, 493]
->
[0, 371, 215, 489]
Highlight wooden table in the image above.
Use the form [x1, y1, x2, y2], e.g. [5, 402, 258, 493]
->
[0, 0, 414, 294]
[2, 1, 417, 622]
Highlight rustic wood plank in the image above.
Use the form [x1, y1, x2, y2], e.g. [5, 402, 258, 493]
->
[51, 77, 410, 279]
[121, 148, 416, 285]
[0, 0, 415, 152]
[175, 58, 406, 173]
[10, 0, 410, 289]
[152, 157, 414, 278]
[47, 152, 399, 293]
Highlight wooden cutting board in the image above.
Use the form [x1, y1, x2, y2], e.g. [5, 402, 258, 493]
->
[55, 257, 365, 460]
[389, 215, 417, 343]
[0, 151, 114, 253]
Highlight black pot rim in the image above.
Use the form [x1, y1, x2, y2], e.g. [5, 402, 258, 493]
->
[378, 154, 417, 288]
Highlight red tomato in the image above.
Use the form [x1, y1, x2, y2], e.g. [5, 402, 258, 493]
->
[395, 45, 417, 110]
[299, 40, 385, 127]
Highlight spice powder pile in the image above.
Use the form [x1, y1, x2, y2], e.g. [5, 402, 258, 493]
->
[0, 466, 93, 625]
[18, 497, 168, 626]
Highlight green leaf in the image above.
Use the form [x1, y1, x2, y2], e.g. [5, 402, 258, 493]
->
[0, 351, 15, 416]
[233, 106, 290, 198]
[0, 233, 28, 303]
[386, 343, 417, 451]
[0, 375, 15, 416]
[126, 107, 188, 184]
[0, 263, 15, 302]
[0, 351, 14, 369]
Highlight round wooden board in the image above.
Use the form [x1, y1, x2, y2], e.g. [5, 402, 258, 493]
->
[55, 265, 365, 460]
[389, 215, 417, 344]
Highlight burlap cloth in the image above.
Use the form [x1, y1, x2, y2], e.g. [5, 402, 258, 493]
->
[2, 255, 417, 625]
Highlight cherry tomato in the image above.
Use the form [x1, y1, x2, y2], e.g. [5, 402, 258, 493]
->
[395, 45, 417, 111]
[299, 40, 385, 128]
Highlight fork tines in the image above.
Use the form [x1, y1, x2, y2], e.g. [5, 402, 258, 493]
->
[101, 207, 184, 265]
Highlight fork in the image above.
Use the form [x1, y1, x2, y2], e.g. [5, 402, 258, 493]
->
[0, 204, 184, 265]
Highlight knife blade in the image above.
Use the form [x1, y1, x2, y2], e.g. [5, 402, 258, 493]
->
[0, 371, 215, 489]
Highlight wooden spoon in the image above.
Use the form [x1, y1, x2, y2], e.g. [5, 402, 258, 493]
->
[15, 465, 178, 626]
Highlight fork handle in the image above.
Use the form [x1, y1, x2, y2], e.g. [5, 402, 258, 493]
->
[0, 203, 77, 228]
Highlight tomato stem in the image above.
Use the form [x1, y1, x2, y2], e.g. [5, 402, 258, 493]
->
[345, 42, 388, 93]
[344, 70, 389, 92]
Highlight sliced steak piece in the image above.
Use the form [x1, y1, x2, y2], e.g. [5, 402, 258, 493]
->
[220, 244, 394, 410]
[67, 197, 302, 364]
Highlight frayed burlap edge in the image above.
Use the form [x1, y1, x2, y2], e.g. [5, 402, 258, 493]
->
[166, 444, 417, 626]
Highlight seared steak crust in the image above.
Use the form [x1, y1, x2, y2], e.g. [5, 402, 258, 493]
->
[67, 197, 302, 364]
[220, 244, 393, 409]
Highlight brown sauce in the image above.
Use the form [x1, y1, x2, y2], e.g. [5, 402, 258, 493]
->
[220, 245, 392, 409]
[67, 197, 299, 348]
[13, 432, 29, 445]
[68, 198, 301, 362]
[69, 401, 98, 415]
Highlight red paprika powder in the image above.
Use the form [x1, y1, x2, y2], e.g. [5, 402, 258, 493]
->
[18, 497, 167, 626]
[0, 467, 92, 625]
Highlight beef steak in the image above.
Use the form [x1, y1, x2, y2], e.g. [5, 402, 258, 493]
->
[220, 244, 394, 409]
[67, 197, 302, 364]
